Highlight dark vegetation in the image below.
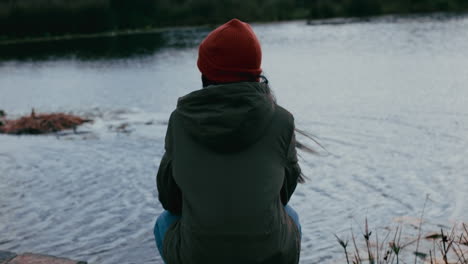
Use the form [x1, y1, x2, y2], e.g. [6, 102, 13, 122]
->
[310, 0, 468, 19]
[0, 0, 308, 39]
[1, 0, 468, 40]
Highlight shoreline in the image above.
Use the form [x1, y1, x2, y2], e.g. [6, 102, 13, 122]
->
[0, 25, 208, 46]
[0, 250, 86, 264]
[1, 11, 467, 46]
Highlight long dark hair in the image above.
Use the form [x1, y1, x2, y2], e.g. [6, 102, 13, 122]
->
[259, 75, 327, 184]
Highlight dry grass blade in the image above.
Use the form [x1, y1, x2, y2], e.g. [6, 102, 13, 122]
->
[335, 234, 350, 264]
[390, 225, 403, 264]
[462, 235, 468, 247]
[352, 230, 363, 264]
[461, 224, 468, 246]
[383, 249, 392, 264]
[440, 229, 450, 264]
[380, 229, 393, 264]
[452, 244, 466, 264]
[376, 232, 380, 264]
[414, 195, 429, 264]
[364, 218, 375, 264]
[388, 226, 399, 264]
[353, 253, 359, 264]
[456, 244, 467, 263]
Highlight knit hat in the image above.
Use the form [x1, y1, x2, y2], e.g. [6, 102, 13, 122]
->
[197, 19, 262, 83]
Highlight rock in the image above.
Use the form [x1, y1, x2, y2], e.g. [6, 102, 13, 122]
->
[0, 110, 5, 127]
[108, 122, 132, 134]
[0, 251, 17, 264]
[6, 253, 86, 264]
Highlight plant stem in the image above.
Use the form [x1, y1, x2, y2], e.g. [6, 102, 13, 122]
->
[414, 195, 429, 264]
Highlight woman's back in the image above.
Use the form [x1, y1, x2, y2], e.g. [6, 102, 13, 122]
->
[158, 82, 301, 263]
[154, 19, 302, 264]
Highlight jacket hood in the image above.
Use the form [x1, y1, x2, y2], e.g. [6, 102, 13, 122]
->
[176, 82, 275, 152]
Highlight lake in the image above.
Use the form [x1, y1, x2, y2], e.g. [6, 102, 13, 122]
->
[1, 14, 468, 263]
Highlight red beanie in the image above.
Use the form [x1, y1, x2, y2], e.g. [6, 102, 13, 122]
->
[197, 19, 262, 83]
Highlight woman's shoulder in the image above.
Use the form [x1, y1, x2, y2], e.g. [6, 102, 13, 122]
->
[274, 104, 295, 125]
[270, 104, 296, 144]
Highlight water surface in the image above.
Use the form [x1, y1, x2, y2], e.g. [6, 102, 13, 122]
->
[1, 15, 468, 263]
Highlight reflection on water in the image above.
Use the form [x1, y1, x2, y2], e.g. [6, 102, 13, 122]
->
[1, 14, 468, 264]
[0, 27, 209, 61]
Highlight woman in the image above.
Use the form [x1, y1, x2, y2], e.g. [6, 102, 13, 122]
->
[154, 18, 303, 264]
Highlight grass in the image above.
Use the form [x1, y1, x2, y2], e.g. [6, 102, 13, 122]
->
[334, 195, 468, 263]
[335, 213, 468, 264]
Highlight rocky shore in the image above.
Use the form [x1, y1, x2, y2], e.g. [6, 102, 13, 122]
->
[0, 251, 86, 264]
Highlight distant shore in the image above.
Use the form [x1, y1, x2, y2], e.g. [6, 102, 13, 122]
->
[1, 11, 468, 47]
[0, 25, 199, 46]
[1, 0, 467, 44]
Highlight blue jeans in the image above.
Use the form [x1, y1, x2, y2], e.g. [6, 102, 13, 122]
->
[153, 205, 301, 261]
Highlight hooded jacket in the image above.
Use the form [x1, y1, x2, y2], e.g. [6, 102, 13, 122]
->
[157, 82, 302, 264]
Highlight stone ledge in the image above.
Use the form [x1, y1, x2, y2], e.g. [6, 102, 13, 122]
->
[0, 251, 17, 264]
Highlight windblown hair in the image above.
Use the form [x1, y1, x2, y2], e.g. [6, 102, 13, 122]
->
[202, 74, 321, 184]
[259, 75, 322, 184]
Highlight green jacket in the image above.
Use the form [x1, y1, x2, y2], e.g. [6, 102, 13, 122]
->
[157, 82, 302, 264]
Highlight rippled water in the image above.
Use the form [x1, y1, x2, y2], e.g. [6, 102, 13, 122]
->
[1, 14, 468, 263]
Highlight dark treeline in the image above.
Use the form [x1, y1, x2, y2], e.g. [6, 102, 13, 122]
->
[1, 0, 468, 40]
[0, 0, 307, 39]
[309, 0, 468, 19]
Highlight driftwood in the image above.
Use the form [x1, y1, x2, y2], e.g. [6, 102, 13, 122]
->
[0, 109, 92, 135]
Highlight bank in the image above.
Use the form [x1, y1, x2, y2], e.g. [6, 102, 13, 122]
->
[1, 0, 468, 46]
[0, 250, 86, 264]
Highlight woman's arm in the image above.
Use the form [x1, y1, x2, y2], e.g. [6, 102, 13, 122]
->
[156, 114, 182, 215]
[280, 127, 302, 206]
